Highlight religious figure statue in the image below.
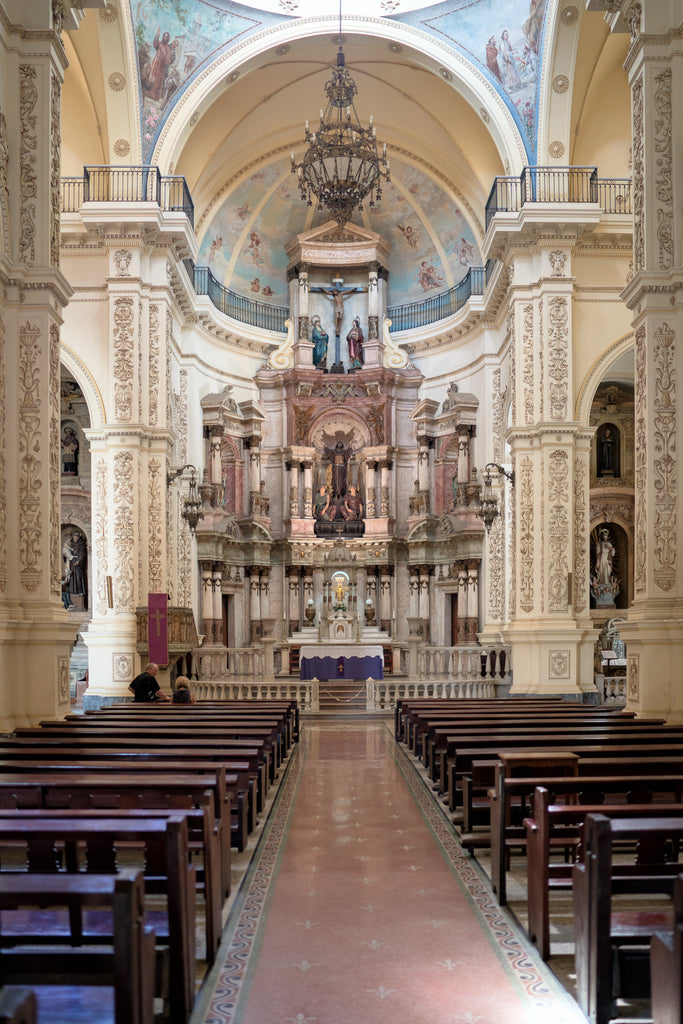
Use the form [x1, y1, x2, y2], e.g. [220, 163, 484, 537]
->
[342, 484, 363, 520]
[311, 316, 329, 369]
[599, 426, 616, 476]
[69, 531, 87, 598]
[313, 485, 336, 520]
[310, 280, 365, 334]
[323, 439, 356, 499]
[593, 528, 616, 586]
[346, 317, 364, 370]
[61, 426, 79, 476]
[61, 536, 75, 610]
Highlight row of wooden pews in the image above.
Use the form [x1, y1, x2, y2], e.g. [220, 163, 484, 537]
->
[0, 698, 298, 1024]
[397, 697, 683, 1024]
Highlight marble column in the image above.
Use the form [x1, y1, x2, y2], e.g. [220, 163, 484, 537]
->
[618, 1, 683, 719]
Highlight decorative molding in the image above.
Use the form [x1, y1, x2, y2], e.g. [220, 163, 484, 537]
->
[552, 74, 569, 94]
[652, 321, 676, 591]
[148, 457, 164, 592]
[627, 653, 639, 701]
[549, 250, 568, 277]
[653, 67, 673, 271]
[632, 74, 644, 271]
[108, 72, 126, 92]
[521, 302, 534, 426]
[547, 296, 569, 421]
[0, 311, 5, 591]
[19, 322, 42, 592]
[634, 325, 647, 592]
[519, 455, 534, 612]
[548, 450, 570, 612]
[112, 296, 135, 422]
[549, 140, 565, 159]
[94, 458, 108, 613]
[19, 65, 38, 266]
[0, 108, 9, 255]
[548, 649, 570, 679]
[99, 1, 118, 21]
[112, 653, 133, 683]
[57, 655, 69, 703]
[49, 323, 61, 595]
[149, 304, 160, 427]
[50, 73, 61, 268]
[573, 457, 588, 613]
[560, 5, 579, 24]
[113, 249, 132, 276]
[113, 138, 130, 157]
[113, 450, 135, 611]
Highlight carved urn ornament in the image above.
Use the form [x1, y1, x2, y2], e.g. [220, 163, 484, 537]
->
[305, 598, 316, 623]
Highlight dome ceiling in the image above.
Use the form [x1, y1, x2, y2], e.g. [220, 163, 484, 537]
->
[197, 153, 482, 306]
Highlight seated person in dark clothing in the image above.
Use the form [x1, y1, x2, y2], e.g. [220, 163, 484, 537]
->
[128, 662, 170, 702]
[172, 676, 196, 704]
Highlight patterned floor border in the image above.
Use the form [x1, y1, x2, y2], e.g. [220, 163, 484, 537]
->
[386, 723, 588, 1024]
[192, 719, 588, 1024]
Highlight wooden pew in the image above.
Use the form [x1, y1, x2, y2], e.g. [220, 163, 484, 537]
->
[450, 739, 683, 816]
[394, 696, 570, 741]
[0, 758, 248, 855]
[650, 872, 683, 1024]
[0, 816, 194, 1024]
[19, 725, 282, 781]
[0, 736, 269, 812]
[1, 800, 223, 967]
[0, 870, 154, 1024]
[99, 699, 300, 745]
[488, 772, 683, 905]
[524, 787, 683, 959]
[573, 813, 683, 1024]
[0, 988, 37, 1024]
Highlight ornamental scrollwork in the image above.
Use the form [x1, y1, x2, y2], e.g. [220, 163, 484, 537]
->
[634, 326, 647, 592]
[19, 65, 38, 266]
[654, 68, 673, 271]
[653, 322, 676, 591]
[548, 450, 570, 611]
[19, 322, 42, 591]
[519, 456, 534, 611]
[113, 451, 135, 611]
[632, 75, 645, 272]
[548, 297, 569, 421]
[112, 296, 135, 422]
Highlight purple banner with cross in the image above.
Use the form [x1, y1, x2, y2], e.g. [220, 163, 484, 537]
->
[148, 592, 169, 667]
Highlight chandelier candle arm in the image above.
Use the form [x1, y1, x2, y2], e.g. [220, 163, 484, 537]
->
[476, 462, 515, 533]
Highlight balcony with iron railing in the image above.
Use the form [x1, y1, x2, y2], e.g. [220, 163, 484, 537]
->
[485, 166, 632, 230]
[60, 165, 631, 337]
[60, 165, 194, 227]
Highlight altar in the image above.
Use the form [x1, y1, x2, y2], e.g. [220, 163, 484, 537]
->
[299, 644, 384, 681]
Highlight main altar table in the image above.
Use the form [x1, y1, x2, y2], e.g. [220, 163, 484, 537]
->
[299, 645, 384, 681]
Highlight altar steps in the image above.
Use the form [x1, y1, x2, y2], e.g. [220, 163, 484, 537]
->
[317, 680, 367, 711]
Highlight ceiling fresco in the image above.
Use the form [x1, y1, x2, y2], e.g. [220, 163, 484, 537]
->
[196, 153, 482, 307]
[131, 0, 546, 160]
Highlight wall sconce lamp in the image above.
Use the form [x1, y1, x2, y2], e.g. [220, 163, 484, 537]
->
[477, 462, 515, 533]
[167, 464, 204, 535]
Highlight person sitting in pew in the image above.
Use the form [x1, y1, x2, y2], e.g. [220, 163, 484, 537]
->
[128, 663, 170, 703]
[172, 677, 196, 705]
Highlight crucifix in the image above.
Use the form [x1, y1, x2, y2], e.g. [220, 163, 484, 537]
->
[310, 275, 366, 373]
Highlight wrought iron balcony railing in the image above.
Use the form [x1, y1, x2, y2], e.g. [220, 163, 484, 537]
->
[485, 166, 632, 230]
[386, 262, 494, 332]
[183, 260, 289, 334]
[60, 166, 194, 227]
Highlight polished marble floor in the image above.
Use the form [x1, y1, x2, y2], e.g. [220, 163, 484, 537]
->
[195, 720, 588, 1024]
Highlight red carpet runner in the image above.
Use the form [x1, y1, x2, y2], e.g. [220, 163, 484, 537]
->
[197, 721, 587, 1024]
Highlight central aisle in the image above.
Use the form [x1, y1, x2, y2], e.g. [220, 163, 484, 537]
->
[197, 721, 587, 1024]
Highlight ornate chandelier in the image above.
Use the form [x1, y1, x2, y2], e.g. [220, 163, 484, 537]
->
[291, 44, 390, 232]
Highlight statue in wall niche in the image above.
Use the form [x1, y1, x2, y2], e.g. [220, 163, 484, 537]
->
[61, 426, 79, 476]
[314, 485, 336, 521]
[311, 316, 329, 370]
[312, 280, 364, 335]
[346, 317, 364, 370]
[590, 526, 620, 608]
[598, 426, 616, 476]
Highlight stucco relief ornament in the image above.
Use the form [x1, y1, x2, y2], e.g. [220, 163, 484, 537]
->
[519, 456, 534, 611]
[549, 650, 570, 679]
[549, 140, 566, 160]
[0, 314, 5, 592]
[632, 76, 644, 271]
[552, 74, 569, 94]
[19, 65, 38, 266]
[113, 654, 133, 683]
[548, 296, 569, 421]
[50, 74, 61, 268]
[439, 68, 453, 82]
[548, 450, 570, 611]
[480, 108, 490, 124]
[267, 318, 294, 370]
[113, 249, 132, 276]
[57, 656, 69, 703]
[113, 451, 135, 611]
[573, 459, 588, 613]
[560, 5, 579, 24]
[549, 250, 568, 277]
[634, 326, 647, 591]
[108, 72, 125, 92]
[113, 139, 130, 158]
[99, 1, 118, 21]
[654, 68, 673, 271]
[653, 321, 676, 591]
[382, 317, 409, 369]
